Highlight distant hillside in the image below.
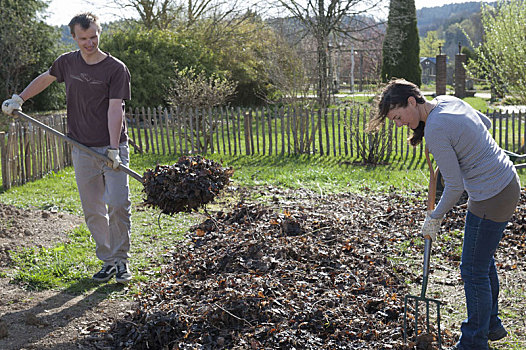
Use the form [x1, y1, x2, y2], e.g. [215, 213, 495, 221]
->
[416, 1, 496, 59]
[417, 1, 494, 36]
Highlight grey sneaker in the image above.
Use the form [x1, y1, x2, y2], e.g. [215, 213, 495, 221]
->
[115, 260, 132, 283]
[93, 263, 116, 282]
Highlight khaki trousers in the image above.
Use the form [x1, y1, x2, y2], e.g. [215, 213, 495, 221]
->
[72, 142, 132, 264]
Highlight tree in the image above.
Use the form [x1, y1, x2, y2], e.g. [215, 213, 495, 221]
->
[111, 0, 244, 29]
[467, 0, 526, 103]
[195, 12, 289, 106]
[168, 67, 237, 151]
[272, 0, 383, 108]
[110, 0, 182, 29]
[0, 0, 63, 127]
[381, 0, 421, 86]
[419, 31, 444, 57]
[168, 67, 237, 110]
[101, 24, 214, 108]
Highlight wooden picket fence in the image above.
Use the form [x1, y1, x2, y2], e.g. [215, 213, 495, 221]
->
[1, 106, 525, 190]
[1, 114, 71, 190]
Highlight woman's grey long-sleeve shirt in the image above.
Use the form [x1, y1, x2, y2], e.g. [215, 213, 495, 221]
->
[424, 95, 517, 219]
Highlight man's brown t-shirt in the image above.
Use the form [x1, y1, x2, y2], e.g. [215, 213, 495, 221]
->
[49, 50, 131, 147]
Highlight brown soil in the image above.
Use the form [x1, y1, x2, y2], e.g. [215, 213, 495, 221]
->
[0, 202, 134, 350]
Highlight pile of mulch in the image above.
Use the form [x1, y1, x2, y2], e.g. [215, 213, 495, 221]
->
[142, 155, 234, 215]
[111, 187, 456, 349]
[108, 186, 526, 349]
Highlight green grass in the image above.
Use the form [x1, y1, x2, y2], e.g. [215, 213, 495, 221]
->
[10, 226, 98, 291]
[463, 96, 494, 113]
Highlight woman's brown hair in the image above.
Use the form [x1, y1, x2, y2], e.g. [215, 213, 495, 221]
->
[368, 79, 426, 146]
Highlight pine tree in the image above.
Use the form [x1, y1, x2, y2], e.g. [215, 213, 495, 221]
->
[381, 0, 422, 86]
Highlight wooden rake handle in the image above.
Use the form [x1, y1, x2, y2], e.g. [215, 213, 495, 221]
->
[13, 110, 144, 183]
[421, 146, 439, 298]
[425, 146, 438, 211]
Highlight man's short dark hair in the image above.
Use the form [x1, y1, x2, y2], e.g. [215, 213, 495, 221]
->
[69, 12, 101, 36]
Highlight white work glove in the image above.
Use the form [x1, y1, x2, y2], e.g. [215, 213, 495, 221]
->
[421, 211, 442, 241]
[2, 94, 24, 116]
[107, 148, 121, 169]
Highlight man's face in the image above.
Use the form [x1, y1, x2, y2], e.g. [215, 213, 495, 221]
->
[72, 23, 100, 57]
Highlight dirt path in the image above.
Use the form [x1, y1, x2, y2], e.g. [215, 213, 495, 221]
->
[0, 203, 134, 350]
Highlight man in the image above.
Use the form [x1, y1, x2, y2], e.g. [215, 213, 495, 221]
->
[2, 12, 133, 284]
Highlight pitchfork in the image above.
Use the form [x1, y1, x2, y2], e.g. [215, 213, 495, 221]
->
[403, 146, 442, 348]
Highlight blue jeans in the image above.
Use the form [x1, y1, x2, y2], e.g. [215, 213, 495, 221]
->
[457, 211, 507, 349]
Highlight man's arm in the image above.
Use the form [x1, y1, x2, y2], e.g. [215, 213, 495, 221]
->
[106, 98, 125, 169]
[19, 71, 57, 101]
[108, 98, 124, 149]
[2, 71, 56, 116]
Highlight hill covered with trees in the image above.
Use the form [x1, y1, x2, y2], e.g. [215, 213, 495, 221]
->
[417, 1, 494, 59]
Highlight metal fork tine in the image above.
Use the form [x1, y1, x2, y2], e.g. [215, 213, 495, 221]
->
[403, 294, 442, 348]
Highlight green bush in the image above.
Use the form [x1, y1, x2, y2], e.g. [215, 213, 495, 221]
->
[102, 24, 215, 109]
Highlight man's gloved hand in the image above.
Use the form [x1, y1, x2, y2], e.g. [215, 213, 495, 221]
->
[107, 148, 121, 169]
[2, 94, 24, 116]
[421, 211, 442, 241]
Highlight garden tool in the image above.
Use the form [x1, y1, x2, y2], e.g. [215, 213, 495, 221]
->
[13, 110, 144, 182]
[403, 147, 442, 348]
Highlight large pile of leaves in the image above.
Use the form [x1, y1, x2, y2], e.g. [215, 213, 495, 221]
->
[109, 187, 526, 349]
[142, 156, 234, 215]
[111, 187, 455, 349]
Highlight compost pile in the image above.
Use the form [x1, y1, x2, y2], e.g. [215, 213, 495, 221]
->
[142, 156, 234, 215]
[111, 187, 459, 349]
[109, 186, 526, 349]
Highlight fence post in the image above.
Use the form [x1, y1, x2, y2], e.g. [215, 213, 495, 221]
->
[505, 112, 509, 150]
[343, 108, 348, 156]
[173, 106, 180, 154]
[267, 107, 272, 155]
[325, 109, 331, 156]
[157, 106, 165, 155]
[244, 110, 252, 155]
[310, 108, 316, 154]
[318, 109, 323, 155]
[261, 107, 266, 155]
[254, 107, 260, 154]
[292, 107, 297, 154]
[196, 107, 201, 153]
[280, 107, 285, 156]
[275, 107, 279, 155]
[237, 107, 242, 155]
[224, 107, 231, 155]
[511, 111, 515, 152]
[337, 109, 341, 156]
[220, 107, 226, 155]
[189, 108, 195, 154]
[0, 132, 7, 190]
[349, 106, 354, 158]
[499, 111, 503, 148]
[331, 109, 336, 156]
[211, 107, 217, 154]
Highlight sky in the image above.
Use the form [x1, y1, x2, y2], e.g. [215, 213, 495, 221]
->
[44, 0, 489, 26]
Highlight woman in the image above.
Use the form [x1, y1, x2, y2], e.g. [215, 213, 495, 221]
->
[368, 79, 520, 350]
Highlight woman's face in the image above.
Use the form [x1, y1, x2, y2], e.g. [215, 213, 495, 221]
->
[386, 96, 421, 129]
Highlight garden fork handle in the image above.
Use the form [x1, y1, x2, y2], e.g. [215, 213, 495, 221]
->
[13, 110, 144, 183]
[421, 147, 438, 298]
